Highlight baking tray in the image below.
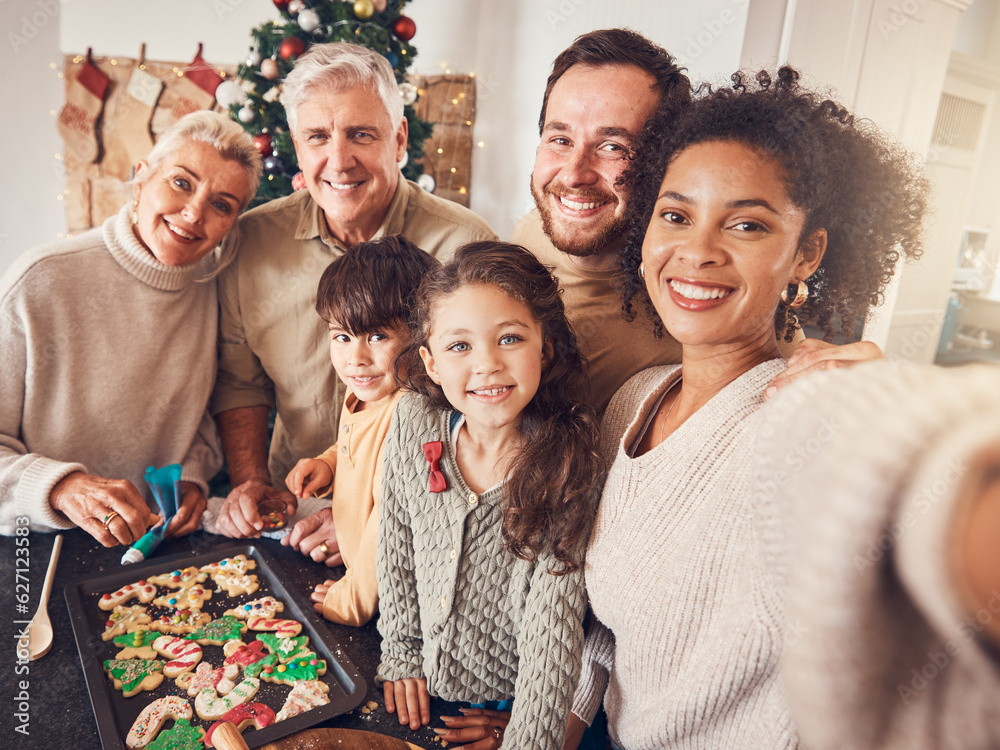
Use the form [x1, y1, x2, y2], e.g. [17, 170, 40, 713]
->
[64, 543, 366, 749]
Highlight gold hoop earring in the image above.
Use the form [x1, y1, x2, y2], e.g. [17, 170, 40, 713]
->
[781, 279, 808, 308]
[638, 262, 645, 280]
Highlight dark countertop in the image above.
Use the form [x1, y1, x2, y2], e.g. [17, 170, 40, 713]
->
[2, 528, 464, 749]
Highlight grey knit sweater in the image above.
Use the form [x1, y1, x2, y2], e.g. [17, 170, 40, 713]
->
[576, 359, 1000, 749]
[0, 204, 223, 534]
[376, 392, 587, 750]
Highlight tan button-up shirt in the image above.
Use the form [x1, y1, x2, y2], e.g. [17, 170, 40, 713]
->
[211, 179, 495, 483]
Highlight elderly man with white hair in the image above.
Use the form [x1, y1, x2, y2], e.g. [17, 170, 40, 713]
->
[211, 43, 495, 540]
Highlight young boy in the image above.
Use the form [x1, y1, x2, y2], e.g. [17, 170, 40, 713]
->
[282, 235, 438, 626]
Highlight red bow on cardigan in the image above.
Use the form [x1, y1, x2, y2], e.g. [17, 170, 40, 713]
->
[423, 441, 448, 493]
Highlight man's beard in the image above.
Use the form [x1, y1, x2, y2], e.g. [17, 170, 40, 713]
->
[532, 181, 629, 258]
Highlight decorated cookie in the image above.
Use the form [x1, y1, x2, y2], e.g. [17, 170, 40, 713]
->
[98, 580, 158, 611]
[112, 629, 161, 659]
[146, 719, 205, 750]
[222, 639, 277, 678]
[103, 658, 164, 697]
[152, 585, 212, 611]
[213, 573, 259, 598]
[256, 633, 313, 664]
[152, 636, 203, 678]
[126, 695, 192, 749]
[184, 615, 247, 646]
[147, 567, 208, 589]
[102, 606, 152, 641]
[194, 677, 260, 720]
[204, 702, 275, 748]
[275, 680, 330, 722]
[176, 661, 239, 697]
[246, 615, 302, 639]
[259, 655, 327, 684]
[150, 609, 212, 635]
[224, 596, 284, 620]
[199, 555, 256, 579]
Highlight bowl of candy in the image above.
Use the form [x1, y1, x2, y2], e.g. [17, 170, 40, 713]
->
[258, 498, 288, 531]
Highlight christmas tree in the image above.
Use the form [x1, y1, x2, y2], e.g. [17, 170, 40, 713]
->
[218, 0, 432, 206]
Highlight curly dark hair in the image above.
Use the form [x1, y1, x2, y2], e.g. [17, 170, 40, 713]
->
[395, 242, 604, 574]
[618, 66, 930, 342]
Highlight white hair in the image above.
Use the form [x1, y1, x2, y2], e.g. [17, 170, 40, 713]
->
[280, 42, 404, 133]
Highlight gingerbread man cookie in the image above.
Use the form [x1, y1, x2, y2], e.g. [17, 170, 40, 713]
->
[104, 658, 164, 697]
[102, 605, 152, 641]
[126, 695, 192, 749]
[147, 567, 208, 589]
[194, 677, 260, 720]
[222, 639, 277, 679]
[184, 615, 247, 646]
[150, 609, 212, 635]
[275, 680, 330, 722]
[146, 719, 205, 750]
[176, 661, 239, 697]
[98, 580, 158, 611]
[204, 702, 275, 748]
[213, 573, 259, 598]
[199, 555, 256, 579]
[112, 629, 161, 659]
[152, 585, 211, 611]
[224, 596, 283, 620]
[152, 635, 203, 678]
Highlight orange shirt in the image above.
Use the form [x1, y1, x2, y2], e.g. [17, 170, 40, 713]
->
[314, 388, 403, 626]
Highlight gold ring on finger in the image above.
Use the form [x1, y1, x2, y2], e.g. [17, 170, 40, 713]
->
[319, 541, 330, 555]
[102, 511, 120, 529]
[494, 726, 503, 741]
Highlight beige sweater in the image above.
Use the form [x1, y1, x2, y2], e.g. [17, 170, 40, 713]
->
[0, 205, 222, 534]
[577, 359, 1000, 749]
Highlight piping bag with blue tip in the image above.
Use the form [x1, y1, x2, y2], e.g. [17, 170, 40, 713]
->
[121, 463, 182, 564]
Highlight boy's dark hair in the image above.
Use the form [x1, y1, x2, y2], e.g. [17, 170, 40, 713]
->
[315, 234, 439, 334]
[538, 28, 691, 134]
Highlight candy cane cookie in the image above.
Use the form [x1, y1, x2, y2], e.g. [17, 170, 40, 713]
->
[246, 616, 302, 639]
[126, 695, 192, 749]
[152, 635, 203, 678]
[194, 677, 260, 720]
[98, 580, 158, 610]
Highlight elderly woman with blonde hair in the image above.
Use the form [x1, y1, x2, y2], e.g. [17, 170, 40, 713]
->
[0, 110, 261, 546]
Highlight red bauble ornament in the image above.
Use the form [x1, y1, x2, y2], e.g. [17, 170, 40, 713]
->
[252, 133, 273, 156]
[393, 16, 416, 42]
[273, 0, 289, 10]
[279, 37, 306, 61]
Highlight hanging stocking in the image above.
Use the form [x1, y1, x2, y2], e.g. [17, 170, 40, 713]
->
[118, 46, 163, 166]
[161, 44, 222, 128]
[57, 50, 109, 164]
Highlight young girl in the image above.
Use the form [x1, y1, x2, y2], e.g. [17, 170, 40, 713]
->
[377, 242, 604, 750]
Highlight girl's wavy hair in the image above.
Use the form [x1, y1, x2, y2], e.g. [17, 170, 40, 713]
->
[618, 66, 930, 342]
[395, 241, 604, 573]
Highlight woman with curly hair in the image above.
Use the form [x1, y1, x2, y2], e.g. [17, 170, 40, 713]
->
[564, 68, 999, 749]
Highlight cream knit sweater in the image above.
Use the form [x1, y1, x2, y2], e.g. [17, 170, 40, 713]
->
[377, 392, 587, 750]
[576, 359, 1000, 749]
[0, 204, 223, 534]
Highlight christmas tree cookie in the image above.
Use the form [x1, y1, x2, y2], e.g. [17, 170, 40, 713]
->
[275, 680, 330, 722]
[112, 628, 160, 659]
[185, 615, 247, 645]
[103, 658, 164, 697]
[146, 719, 205, 750]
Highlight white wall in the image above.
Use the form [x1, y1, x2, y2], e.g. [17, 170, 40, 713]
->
[2, 0, 749, 277]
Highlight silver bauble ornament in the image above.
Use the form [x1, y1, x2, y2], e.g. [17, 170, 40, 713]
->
[398, 81, 418, 106]
[238, 105, 256, 124]
[417, 173, 436, 193]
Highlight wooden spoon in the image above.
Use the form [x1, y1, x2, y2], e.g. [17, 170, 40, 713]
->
[26, 534, 62, 660]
